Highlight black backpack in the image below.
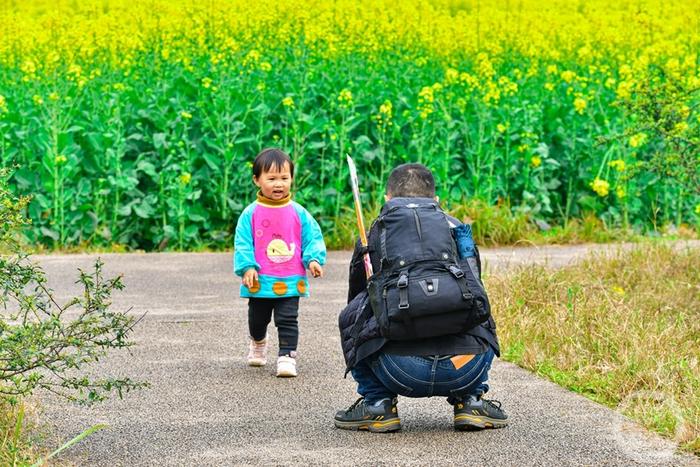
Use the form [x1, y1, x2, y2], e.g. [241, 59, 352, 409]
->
[366, 198, 490, 340]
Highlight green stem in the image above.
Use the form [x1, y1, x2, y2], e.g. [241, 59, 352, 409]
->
[178, 186, 185, 251]
[334, 112, 347, 221]
[474, 107, 484, 197]
[442, 122, 450, 200]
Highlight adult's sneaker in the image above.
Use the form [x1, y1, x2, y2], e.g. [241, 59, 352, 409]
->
[276, 355, 297, 377]
[247, 337, 267, 366]
[454, 395, 508, 431]
[334, 397, 401, 433]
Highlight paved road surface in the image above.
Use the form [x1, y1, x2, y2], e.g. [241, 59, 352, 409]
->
[35, 243, 700, 466]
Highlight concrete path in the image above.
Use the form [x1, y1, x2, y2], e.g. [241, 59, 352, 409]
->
[36, 243, 700, 466]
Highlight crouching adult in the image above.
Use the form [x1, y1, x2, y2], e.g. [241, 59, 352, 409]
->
[335, 163, 508, 433]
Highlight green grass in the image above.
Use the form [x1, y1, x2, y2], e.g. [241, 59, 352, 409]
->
[488, 243, 700, 455]
[0, 400, 40, 466]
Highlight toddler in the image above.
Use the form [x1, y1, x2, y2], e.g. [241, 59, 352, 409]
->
[234, 148, 326, 377]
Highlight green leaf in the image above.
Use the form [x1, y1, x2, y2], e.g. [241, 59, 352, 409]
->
[40, 227, 59, 241]
[31, 424, 107, 467]
[137, 160, 157, 177]
[153, 133, 167, 150]
[117, 204, 132, 216]
[13, 168, 35, 189]
[202, 153, 221, 171]
[133, 202, 155, 219]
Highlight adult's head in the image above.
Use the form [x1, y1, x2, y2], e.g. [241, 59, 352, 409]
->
[385, 163, 436, 200]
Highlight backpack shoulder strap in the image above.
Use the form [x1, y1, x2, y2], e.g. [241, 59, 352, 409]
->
[474, 244, 483, 279]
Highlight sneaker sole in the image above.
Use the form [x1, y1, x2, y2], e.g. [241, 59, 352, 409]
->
[248, 359, 266, 367]
[276, 370, 297, 377]
[334, 418, 401, 433]
[454, 414, 508, 431]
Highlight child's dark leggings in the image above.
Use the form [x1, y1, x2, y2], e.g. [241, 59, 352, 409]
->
[248, 297, 299, 356]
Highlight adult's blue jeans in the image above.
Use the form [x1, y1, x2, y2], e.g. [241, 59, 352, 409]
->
[351, 350, 494, 405]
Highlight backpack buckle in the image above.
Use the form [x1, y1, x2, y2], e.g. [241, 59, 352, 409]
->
[449, 265, 464, 278]
[397, 273, 409, 288]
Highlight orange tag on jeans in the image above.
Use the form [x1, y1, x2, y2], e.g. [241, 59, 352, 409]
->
[451, 354, 474, 370]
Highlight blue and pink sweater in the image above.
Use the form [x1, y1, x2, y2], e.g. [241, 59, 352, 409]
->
[234, 193, 327, 298]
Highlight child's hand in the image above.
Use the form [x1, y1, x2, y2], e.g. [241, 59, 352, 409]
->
[242, 268, 259, 288]
[308, 261, 323, 278]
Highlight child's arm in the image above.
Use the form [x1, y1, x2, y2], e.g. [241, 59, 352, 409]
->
[296, 205, 327, 272]
[233, 205, 259, 278]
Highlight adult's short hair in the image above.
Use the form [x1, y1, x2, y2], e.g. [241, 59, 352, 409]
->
[386, 163, 435, 198]
[253, 148, 294, 178]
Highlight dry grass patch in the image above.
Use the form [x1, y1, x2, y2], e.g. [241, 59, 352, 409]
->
[487, 243, 700, 455]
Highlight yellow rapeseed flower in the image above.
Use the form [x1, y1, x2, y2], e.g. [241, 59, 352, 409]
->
[379, 100, 392, 119]
[201, 77, 212, 89]
[611, 285, 625, 296]
[21, 60, 37, 75]
[530, 156, 542, 168]
[282, 96, 295, 109]
[695, 204, 700, 215]
[32, 95, 43, 106]
[590, 178, 610, 197]
[574, 97, 587, 114]
[418, 86, 436, 119]
[673, 121, 689, 134]
[418, 86, 435, 104]
[54, 154, 68, 165]
[179, 172, 192, 185]
[338, 89, 353, 108]
[616, 81, 633, 100]
[245, 50, 260, 65]
[459, 72, 479, 90]
[561, 70, 576, 83]
[629, 132, 647, 148]
[496, 123, 508, 133]
[67, 64, 82, 78]
[482, 83, 500, 106]
[180, 110, 193, 120]
[0, 94, 6, 112]
[608, 159, 626, 172]
[445, 68, 459, 84]
[616, 186, 626, 199]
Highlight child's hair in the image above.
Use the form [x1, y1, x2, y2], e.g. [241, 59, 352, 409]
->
[386, 163, 435, 198]
[253, 148, 294, 178]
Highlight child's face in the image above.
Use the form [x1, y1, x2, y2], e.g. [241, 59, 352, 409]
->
[254, 162, 293, 200]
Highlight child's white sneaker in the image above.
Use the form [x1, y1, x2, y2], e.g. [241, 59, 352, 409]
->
[247, 337, 267, 366]
[276, 355, 297, 377]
